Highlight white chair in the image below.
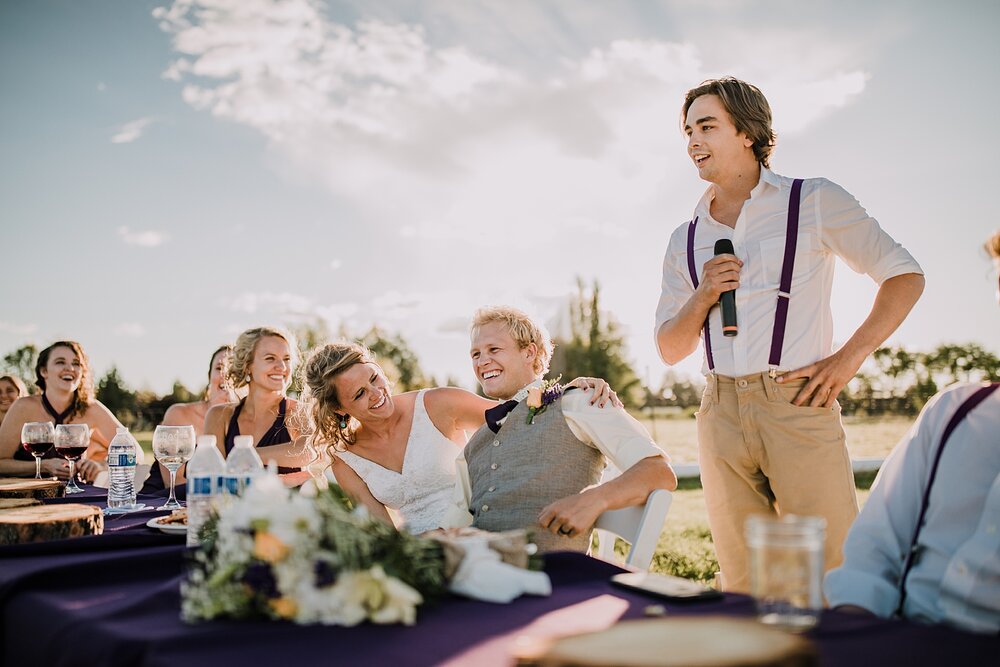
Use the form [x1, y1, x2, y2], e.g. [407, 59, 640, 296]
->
[593, 488, 673, 570]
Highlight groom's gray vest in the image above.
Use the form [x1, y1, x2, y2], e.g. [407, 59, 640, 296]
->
[465, 395, 606, 553]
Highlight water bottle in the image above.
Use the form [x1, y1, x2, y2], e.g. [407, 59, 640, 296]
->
[186, 434, 226, 547]
[223, 435, 263, 496]
[106, 427, 137, 512]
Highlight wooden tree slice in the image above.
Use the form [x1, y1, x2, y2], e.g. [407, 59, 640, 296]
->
[0, 498, 42, 511]
[0, 478, 66, 499]
[0, 504, 103, 545]
[513, 617, 817, 667]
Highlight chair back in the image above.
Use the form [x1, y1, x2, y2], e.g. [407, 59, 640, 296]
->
[594, 489, 672, 570]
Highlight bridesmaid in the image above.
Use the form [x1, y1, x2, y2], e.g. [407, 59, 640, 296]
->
[0, 374, 28, 427]
[142, 345, 238, 492]
[0, 341, 126, 482]
[204, 327, 310, 472]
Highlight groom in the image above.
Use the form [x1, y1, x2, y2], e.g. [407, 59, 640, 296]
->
[444, 305, 676, 553]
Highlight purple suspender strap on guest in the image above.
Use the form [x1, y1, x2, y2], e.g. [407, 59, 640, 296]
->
[685, 178, 804, 375]
[685, 216, 714, 370]
[894, 382, 1000, 617]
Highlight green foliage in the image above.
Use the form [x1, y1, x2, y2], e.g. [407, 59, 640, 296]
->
[550, 278, 643, 407]
[96, 366, 140, 427]
[1, 344, 37, 392]
[652, 526, 719, 584]
[360, 326, 431, 392]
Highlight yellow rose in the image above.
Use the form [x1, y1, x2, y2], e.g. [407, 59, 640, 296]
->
[269, 596, 298, 619]
[253, 532, 291, 563]
[526, 386, 543, 409]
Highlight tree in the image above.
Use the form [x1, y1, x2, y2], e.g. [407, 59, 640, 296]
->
[1, 344, 37, 391]
[361, 326, 430, 392]
[96, 366, 140, 428]
[549, 278, 643, 407]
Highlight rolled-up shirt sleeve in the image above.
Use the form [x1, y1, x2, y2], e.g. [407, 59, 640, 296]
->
[561, 391, 669, 472]
[654, 226, 696, 363]
[816, 179, 923, 285]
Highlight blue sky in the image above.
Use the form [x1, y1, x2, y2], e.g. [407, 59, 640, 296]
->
[2, 0, 998, 393]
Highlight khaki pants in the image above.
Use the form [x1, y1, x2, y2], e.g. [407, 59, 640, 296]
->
[696, 373, 858, 593]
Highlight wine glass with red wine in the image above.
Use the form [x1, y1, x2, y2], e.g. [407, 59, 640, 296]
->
[55, 423, 89, 493]
[21, 421, 55, 479]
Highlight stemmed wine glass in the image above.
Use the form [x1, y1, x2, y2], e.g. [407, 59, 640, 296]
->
[152, 425, 195, 510]
[55, 423, 90, 494]
[20, 421, 55, 479]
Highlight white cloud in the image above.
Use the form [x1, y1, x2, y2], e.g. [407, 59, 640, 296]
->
[328, 259, 342, 270]
[113, 323, 146, 337]
[111, 117, 156, 144]
[117, 226, 168, 247]
[0, 321, 38, 335]
[226, 291, 315, 315]
[97, 82, 107, 92]
[155, 3, 868, 242]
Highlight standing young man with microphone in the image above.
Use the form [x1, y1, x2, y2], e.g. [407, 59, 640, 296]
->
[654, 77, 925, 593]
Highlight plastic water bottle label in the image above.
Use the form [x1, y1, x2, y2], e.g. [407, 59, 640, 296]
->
[189, 476, 214, 496]
[111, 453, 136, 466]
[223, 475, 253, 495]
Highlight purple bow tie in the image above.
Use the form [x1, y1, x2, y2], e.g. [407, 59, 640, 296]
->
[485, 399, 519, 433]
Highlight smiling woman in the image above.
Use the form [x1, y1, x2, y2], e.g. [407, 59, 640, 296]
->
[0, 341, 128, 482]
[203, 327, 310, 474]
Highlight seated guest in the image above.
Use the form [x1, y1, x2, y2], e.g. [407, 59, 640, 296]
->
[824, 230, 1000, 634]
[205, 327, 307, 472]
[443, 306, 677, 553]
[300, 341, 615, 533]
[143, 345, 237, 492]
[0, 374, 28, 426]
[0, 341, 125, 482]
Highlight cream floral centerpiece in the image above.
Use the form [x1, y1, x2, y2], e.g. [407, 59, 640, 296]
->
[182, 474, 550, 626]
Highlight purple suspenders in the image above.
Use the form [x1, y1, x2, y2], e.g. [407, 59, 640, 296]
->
[894, 383, 1000, 617]
[685, 178, 804, 374]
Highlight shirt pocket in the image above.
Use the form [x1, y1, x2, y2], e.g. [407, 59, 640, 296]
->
[758, 233, 816, 288]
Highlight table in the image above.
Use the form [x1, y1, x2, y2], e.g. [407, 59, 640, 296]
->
[1, 487, 996, 667]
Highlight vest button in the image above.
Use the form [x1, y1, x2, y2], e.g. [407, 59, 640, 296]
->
[492, 440, 500, 447]
[490, 463, 498, 470]
[481, 504, 489, 512]
[488, 486, 496, 492]
[738, 379, 748, 388]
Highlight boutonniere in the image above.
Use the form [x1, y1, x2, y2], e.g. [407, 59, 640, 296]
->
[526, 377, 564, 425]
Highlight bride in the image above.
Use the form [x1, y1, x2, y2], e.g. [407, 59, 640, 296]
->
[300, 341, 615, 533]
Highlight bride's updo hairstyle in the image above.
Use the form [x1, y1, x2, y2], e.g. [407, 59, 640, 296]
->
[301, 341, 376, 452]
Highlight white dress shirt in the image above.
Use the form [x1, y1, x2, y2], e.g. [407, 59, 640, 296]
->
[655, 167, 923, 376]
[824, 383, 1000, 634]
[441, 380, 668, 528]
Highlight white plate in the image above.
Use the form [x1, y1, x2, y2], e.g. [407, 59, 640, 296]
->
[146, 516, 187, 535]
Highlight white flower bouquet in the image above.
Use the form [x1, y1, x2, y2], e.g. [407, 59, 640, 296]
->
[181, 474, 449, 626]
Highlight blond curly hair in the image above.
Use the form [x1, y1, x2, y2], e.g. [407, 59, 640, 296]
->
[227, 327, 299, 390]
[300, 341, 378, 452]
[470, 305, 553, 376]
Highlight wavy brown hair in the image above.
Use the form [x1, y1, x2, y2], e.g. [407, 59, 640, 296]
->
[0, 374, 28, 400]
[227, 327, 298, 390]
[682, 77, 776, 168]
[34, 341, 93, 420]
[203, 344, 234, 401]
[300, 341, 376, 453]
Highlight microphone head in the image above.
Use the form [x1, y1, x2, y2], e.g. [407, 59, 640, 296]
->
[714, 239, 735, 255]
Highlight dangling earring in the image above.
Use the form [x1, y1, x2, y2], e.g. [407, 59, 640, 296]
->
[338, 414, 348, 430]
[245, 375, 251, 384]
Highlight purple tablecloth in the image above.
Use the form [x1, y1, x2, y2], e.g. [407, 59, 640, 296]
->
[1, 486, 996, 666]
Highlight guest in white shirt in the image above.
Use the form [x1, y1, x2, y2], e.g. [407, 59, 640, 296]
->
[824, 231, 1000, 634]
[655, 77, 925, 591]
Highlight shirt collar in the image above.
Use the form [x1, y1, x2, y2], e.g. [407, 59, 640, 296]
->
[694, 165, 780, 221]
[511, 378, 544, 403]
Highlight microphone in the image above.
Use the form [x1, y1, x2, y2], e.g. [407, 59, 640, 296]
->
[714, 239, 738, 337]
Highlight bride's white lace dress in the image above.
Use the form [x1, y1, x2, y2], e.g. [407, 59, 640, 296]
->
[335, 390, 460, 533]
